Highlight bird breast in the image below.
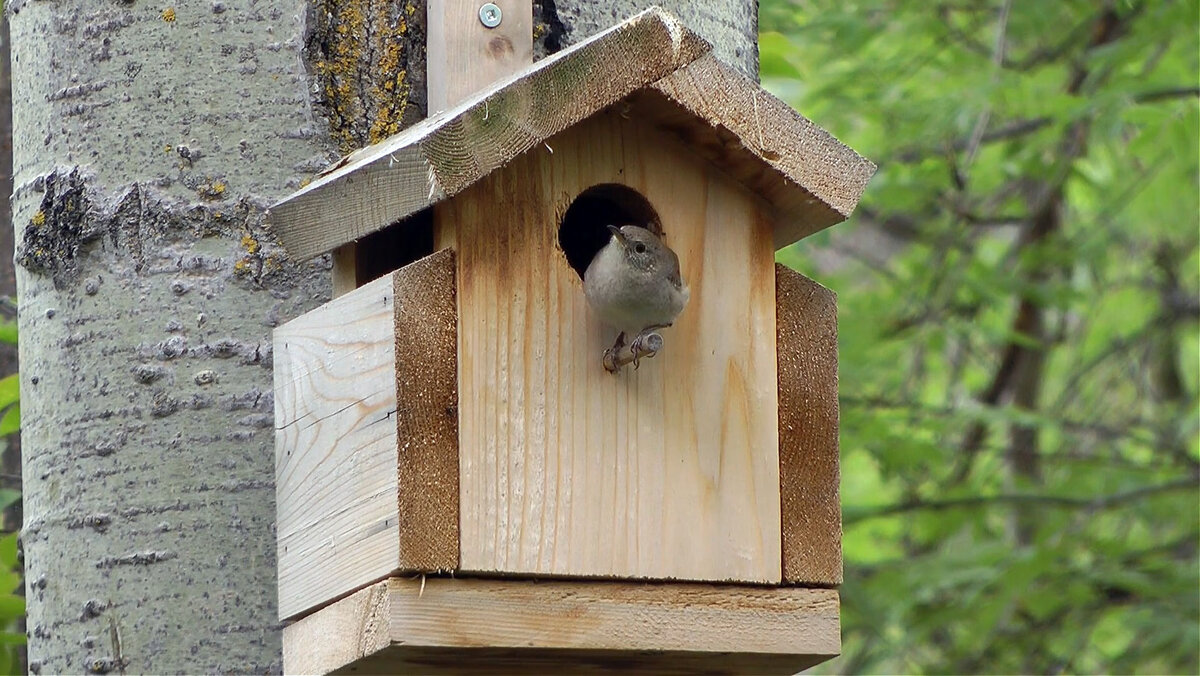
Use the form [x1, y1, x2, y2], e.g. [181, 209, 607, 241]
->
[583, 243, 688, 334]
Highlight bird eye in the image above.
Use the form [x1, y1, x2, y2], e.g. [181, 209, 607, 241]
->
[634, 243, 647, 254]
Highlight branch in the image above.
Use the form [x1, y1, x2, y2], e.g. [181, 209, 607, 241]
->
[893, 117, 1052, 163]
[890, 87, 1191, 165]
[844, 477, 1198, 524]
[1135, 86, 1200, 103]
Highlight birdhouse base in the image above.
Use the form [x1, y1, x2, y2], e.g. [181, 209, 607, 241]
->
[282, 576, 840, 674]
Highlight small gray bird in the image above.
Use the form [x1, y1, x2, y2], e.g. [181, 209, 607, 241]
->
[583, 225, 690, 369]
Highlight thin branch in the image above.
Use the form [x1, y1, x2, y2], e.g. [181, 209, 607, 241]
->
[844, 477, 1198, 524]
[960, 0, 1013, 173]
[894, 117, 1052, 163]
[1135, 86, 1200, 103]
[890, 86, 1191, 165]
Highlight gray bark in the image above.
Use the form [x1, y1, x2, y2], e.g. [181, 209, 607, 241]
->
[11, 1, 755, 673]
[11, 1, 329, 672]
[536, 0, 758, 78]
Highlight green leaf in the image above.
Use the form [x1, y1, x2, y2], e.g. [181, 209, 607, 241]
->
[0, 375, 16, 410]
[0, 533, 17, 570]
[0, 596, 23, 621]
[0, 490, 17, 514]
[0, 404, 18, 436]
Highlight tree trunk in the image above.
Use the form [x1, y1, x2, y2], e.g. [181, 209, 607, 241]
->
[11, 1, 755, 673]
[10, 2, 331, 672]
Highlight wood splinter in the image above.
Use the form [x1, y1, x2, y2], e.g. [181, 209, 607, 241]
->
[603, 332, 663, 373]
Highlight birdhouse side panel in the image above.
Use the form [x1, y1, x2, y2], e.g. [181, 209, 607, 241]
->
[448, 111, 782, 583]
[273, 273, 402, 620]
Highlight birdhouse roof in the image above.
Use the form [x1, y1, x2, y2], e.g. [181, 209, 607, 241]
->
[267, 7, 876, 260]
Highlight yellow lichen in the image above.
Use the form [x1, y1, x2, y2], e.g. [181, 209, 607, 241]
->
[313, 0, 411, 151]
[241, 234, 260, 254]
[233, 258, 250, 275]
[299, 177, 312, 188]
[162, 8, 176, 22]
[32, 210, 45, 227]
[196, 179, 228, 200]
[164, 144, 173, 153]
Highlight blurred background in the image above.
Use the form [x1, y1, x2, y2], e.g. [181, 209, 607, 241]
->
[0, 0, 1197, 674]
[762, 0, 1199, 673]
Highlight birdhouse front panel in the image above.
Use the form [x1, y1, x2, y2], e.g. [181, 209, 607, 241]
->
[440, 108, 782, 583]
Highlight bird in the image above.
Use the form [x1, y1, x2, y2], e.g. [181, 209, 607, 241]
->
[583, 225, 690, 370]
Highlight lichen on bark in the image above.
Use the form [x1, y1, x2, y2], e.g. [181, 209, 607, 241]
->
[305, 0, 428, 152]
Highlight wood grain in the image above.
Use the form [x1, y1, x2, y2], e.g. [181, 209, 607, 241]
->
[637, 53, 877, 249]
[776, 265, 842, 585]
[268, 7, 711, 260]
[274, 252, 461, 620]
[283, 577, 841, 674]
[427, 0, 533, 114]
[394, 249, 459, 572]
[449, 111, 782, 583]
[331, 243, 357, 297]
[274, 272, 400, 621]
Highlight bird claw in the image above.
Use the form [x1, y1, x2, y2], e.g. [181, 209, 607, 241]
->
[602, 333, 627, 374]
[629, 334, 649, 369]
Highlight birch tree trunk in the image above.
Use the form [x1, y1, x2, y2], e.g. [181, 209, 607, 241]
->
[11, 1, 755, 672]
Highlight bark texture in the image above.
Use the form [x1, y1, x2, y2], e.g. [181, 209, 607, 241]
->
[10, 0, 756, 673]
[10, 1, 331, 673]
[534, 0, 758, 78]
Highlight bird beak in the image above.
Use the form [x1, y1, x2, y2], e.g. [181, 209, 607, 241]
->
[607, 225, 627, 248]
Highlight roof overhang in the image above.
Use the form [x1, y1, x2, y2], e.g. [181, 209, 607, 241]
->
[267, 7, 875, 260]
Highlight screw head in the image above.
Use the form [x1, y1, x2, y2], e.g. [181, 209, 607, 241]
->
[479, 2, 502, 28]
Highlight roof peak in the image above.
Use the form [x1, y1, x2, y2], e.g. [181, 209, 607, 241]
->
[268, 7, 873, 260]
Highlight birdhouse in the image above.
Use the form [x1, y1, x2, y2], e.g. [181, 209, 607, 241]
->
[268, 7, 874, 674]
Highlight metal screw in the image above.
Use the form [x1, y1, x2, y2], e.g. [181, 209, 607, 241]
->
[479, 2, 502, 28]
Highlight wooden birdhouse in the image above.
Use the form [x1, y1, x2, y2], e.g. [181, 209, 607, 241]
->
[268, 7, 874, 674]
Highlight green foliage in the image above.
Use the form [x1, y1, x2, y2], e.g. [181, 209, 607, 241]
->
[0, 532, 21, 676]
[0, 309, 19, 674]
[763, 0, 1199, 672]
[0, 375, 17, 439]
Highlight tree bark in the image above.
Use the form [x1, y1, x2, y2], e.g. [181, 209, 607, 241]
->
[535, 0, 757, 78]
[11, 1, 756, 673]
[10, 2, 331, 672]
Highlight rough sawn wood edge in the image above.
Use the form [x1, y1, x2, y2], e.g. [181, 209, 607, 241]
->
[267, 6, 711, 260]
[393, 248, 460, 573]
[776, 264, 842, 585]
[639, 54, 877, 249]
[282, 577, 841, 674]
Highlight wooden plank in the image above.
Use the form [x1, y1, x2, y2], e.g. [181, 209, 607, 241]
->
[330, 243, 357, 297]
[427, 0, 533, 254]
[427, 0, 533, 113]
[394, 249, 459, 571]
[636, 53, 877, 249]
[274, 273, 400, 620]
[776, 265, 842, 585]
[283, 577, 840, 675]
[450, 111, 781, 583]
[268, 7, 711, 260]
[274, 252, 461, 620]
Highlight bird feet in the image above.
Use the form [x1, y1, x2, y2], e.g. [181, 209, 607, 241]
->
[602, 333, 627, 373]
[602, 326, 669, 373]
[629, 325, 669, 369]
